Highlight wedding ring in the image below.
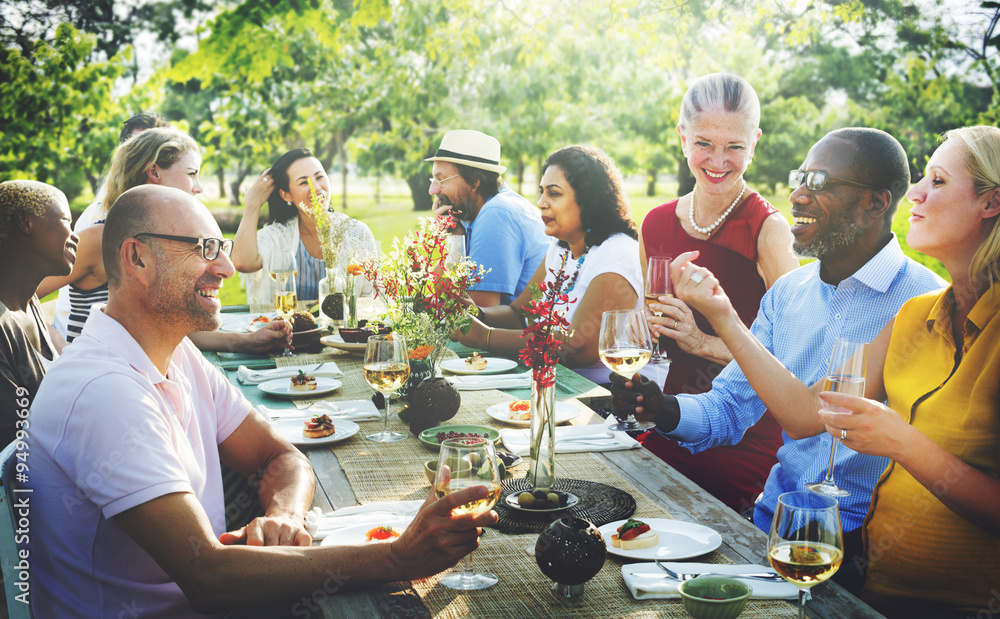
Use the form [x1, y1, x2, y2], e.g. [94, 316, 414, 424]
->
[840, 429, 848, 441]
[689, 272, 705, 284]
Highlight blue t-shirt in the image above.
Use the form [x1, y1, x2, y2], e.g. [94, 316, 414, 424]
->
[465, 187, 547, 304]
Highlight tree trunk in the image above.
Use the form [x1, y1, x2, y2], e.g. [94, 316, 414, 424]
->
[677, 158, 695, 197]
[516, 159, 525, 195]
[338, 130, 348, 211]
[408, 173, 433, 211]
[646, 168, 657, 197]
[217, 166, 226, 200]
[230, 162, 250, 206]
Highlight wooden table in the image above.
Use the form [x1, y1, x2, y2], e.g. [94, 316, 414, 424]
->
[211, 312, 882, 619]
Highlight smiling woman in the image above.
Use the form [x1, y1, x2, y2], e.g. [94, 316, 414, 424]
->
[634, 73, 801, 512]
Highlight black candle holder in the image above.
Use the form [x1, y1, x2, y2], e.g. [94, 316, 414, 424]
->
[535, 516, 607, 597]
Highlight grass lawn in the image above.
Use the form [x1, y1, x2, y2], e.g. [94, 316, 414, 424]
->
[59, 174, 947, 308]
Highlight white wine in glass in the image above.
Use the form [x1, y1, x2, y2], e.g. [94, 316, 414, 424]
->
[807, 338, 868, 497]
[599, 309, 654, 431]
[768, 491, 844, 619]
[644, 256, 672, 365]
[272, 266, 297, 358]
[363, 335, 410, 443]
[434, 438, 501, 590]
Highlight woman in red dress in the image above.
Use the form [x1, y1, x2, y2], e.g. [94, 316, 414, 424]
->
[640, 74, 799, 512]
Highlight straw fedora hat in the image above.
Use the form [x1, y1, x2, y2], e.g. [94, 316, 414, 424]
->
[425, 130, 507, 174]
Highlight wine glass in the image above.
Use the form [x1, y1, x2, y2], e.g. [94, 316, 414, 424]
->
[362, 334, 411, 443]
[768, 491, 844, 619]
[599, 309, 654, 431]
[644, 256, 673, 365]
[434, 438, 502, 590]
[271, 250, 298, 358]
[807, 338, 868, 497]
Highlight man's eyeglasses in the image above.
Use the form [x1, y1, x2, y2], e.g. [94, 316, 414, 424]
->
[134, 233, 234, 261]
[429, 173, 461, 188]
[788, 169, 882, 192]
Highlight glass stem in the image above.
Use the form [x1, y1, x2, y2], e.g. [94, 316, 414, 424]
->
[822, 437, 840, 485]
[798, 589, 806, 619]
[383, 394, 392, 433]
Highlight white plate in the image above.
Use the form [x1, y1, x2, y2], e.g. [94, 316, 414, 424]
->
[440, 357, 518, 375]
[319, 334, 367, 355]
[271, 418, 360, 447]
[257, 377, 343, 398]
[598, 518, 722, 561]
[319, 515, 414, 546]
[503, 491, 579, 513]
[486, 401, 582, 427]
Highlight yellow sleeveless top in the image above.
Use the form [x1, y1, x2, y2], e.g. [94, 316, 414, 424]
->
[863, 285, 1000, 609]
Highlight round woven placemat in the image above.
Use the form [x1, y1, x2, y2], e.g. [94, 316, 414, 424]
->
[492, 477, 636, 534]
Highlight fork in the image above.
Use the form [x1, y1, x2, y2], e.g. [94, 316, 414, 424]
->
[655, 561, 784, 582]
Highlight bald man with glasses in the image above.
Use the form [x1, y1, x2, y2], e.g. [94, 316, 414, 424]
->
[26, 186, 497, 618]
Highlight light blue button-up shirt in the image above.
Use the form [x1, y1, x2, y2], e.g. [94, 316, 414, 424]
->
[664, 236, 946, 533]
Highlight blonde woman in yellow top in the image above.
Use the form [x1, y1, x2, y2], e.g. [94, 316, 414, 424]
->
[668, 125, 1000, 618]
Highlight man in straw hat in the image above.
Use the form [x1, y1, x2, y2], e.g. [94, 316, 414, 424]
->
[428, 129, 547, 307]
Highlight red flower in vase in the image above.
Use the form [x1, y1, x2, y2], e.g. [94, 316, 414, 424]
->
[519, 253, 578, 389]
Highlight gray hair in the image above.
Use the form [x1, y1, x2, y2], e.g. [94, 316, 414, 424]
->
[678, 73, 760, 132]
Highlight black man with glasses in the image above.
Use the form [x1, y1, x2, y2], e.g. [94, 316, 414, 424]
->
[26, 186, 497, 617]
[611, 128, 946, 593]
[427, 130, 547, 306]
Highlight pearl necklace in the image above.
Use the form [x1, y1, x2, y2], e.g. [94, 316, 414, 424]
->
[689, 183, 746, 236]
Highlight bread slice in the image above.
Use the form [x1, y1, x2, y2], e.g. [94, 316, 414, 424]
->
[612, 528, 658, 550]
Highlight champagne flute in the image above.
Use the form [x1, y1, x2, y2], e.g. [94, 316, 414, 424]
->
[271, 250, 298, 358]
[363, 334, 411, 443]
[807, 338, 868, 497]
[768, 491, 844, 619]
[599, 309, 654, 431]
[644, 256, 673, 365]
[434, 438, 502, 590]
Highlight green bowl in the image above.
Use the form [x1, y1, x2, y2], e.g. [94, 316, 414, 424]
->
[417, 424, 501, 452]
[423, 458, 473, 485]
[678, 577, 752, 619]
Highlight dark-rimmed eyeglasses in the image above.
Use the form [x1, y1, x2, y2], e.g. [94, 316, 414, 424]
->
[133, 233, 233, 260]
[788, 169, 882, 192]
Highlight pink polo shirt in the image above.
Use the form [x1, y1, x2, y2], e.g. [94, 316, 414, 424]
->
[27, 307, 250, 618]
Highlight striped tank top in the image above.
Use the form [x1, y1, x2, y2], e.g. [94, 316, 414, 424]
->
[65, 218, 108, 344]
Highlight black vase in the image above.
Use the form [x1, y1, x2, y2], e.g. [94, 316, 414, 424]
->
[535, 516, 607, 597]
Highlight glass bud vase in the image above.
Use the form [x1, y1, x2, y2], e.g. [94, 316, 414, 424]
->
[344, 273, 359, 328]
[319, 266, 345, 327]
[528, 371, 556, 489]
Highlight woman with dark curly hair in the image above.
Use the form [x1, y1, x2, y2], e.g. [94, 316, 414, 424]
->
[456, 145, 642, 381]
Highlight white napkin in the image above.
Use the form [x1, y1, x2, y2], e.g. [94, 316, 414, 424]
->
[304, 500, 424, 541]
[499, 418, 640, 456]
[238, 363, 344, 384]
[622, 563, 798, 600]
[258, 401, 380, 422]
[447, 371, 532, 391]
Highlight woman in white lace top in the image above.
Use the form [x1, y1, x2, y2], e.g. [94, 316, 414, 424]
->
[233, 148, 377, 305]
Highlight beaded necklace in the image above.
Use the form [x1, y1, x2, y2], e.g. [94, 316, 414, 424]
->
[561, 248, 588, 294]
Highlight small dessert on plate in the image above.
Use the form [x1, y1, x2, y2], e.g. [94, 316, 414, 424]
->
[611, 518, 658, 550]
[507, 399, 530, 421]
[290, 370, 318, 392]
[302, 414, 336, 439]
[364, 525, 401, 542]
[464, 352, 488, 371]
[249, 315, 271, 331]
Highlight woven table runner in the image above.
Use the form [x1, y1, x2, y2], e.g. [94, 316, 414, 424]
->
[294, 359, 805, 618]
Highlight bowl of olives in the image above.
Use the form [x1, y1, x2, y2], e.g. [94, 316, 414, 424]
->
[504, 488, 579, 513]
